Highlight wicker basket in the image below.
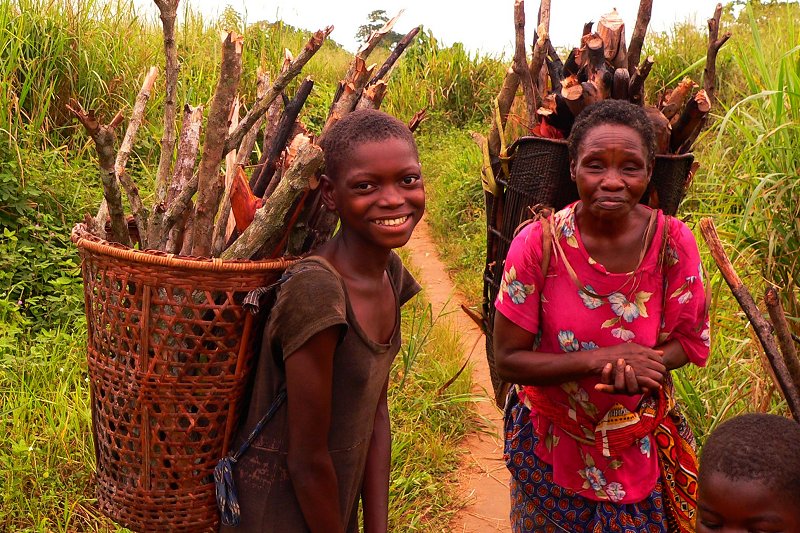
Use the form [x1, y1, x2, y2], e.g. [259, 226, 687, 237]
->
[72, 224, 293, 532]
[483, 136, 695, 405]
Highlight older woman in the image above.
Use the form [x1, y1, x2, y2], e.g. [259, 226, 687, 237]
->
[493, 100, 710, 532]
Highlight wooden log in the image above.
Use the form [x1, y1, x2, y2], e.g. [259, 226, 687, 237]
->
[68, 101, 130, 246]
[545, 40, 564, 93]
[582, 21, 594, 37]
[221, 143, 324, 260]
[592, 66, 614, 100]
[368, 26, 421, 85]
[703, 3, 731, 108]
[611, 67, 630, 100]
[529, 0, 552, 98]
[319, 58, 376, 142]
[211, 96, 242, 257]
[561, 81, 600, 119]
[766, 287, 800, 393]
[153, 0, 180, 210]
[681, 4, 731, 152]
[191, 31, 244, 257]
[661, 77, 698, 121]
[598, 8, 627, 69]
[160, 104, 203, 252]
[512, 0, 538, 131]
[699, 217, 800, 421]
[670, 89, 711, 153]
[224, 27, 331, 155]
[229, 166, 262, 232]
[252, 77, 314, 197]
[629, 55, 654, 106]
[628, 0, 653, 74]
[582, 33, 605, 74]
[487, 66, 520, 158]
[643, 105, 671, 154]
[355, 80, 388, 110]
[563, 47, 582, 78]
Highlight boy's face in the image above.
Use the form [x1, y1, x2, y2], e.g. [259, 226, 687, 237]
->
[697, 471, 800, 533]
[323, 138, 424, 251]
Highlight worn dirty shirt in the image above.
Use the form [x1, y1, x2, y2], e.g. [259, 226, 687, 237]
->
[220, 252, 420, 533]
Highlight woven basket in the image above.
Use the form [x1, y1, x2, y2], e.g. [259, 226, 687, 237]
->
[483, 136, 695, 405]
[72, 223, 293, 532]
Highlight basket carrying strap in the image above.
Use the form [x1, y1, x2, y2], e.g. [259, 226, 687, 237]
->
[215, 270, 299, 527]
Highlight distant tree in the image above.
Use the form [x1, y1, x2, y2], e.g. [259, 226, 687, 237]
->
[355, 9, 403, 47]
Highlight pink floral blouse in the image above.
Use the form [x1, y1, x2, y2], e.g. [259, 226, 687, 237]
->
[495, 202, 710, 504]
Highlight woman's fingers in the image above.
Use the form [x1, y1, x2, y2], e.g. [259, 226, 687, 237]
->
[624, 364, 638, 394]
[613, 358, 626, 391]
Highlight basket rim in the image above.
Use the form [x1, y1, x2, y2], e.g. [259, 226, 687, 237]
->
[71, 222, 296, 273]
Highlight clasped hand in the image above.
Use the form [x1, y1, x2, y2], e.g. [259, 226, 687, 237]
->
[592, 343, 666, 396]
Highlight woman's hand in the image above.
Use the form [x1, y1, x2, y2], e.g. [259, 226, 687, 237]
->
[592, 343, 666, 395]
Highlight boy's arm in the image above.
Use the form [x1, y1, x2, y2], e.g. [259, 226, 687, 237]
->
[285, 326, 345, 533]
[361, 377, 391, 533]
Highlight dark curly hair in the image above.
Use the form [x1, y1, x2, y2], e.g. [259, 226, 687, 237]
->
[567, 99, 656, 163]
[320, 109, 417, 180]
[699, 413, 800, 508]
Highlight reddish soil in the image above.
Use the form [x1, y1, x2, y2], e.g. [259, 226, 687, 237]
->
[404, 217, 510, 532]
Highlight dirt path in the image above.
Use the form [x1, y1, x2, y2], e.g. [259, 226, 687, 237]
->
[403, 217, 510, 532]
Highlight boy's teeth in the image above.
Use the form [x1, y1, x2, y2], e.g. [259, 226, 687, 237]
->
[374, 216, 408, 227]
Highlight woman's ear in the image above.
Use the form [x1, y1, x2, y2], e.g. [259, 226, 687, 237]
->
[320, 174, 337, 212]
[569, 161, 577, 182]
[646, 157, 655, 182]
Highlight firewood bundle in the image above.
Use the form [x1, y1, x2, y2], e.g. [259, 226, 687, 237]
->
[70, 1, 421, 261]
[484, 0, 730, 162]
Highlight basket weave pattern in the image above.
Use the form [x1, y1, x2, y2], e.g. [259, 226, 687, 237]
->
[72, 224, 291, 532]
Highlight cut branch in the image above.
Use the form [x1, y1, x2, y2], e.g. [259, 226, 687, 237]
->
[529, 0, 552, 97]
[211, 96, 242, 257]
[157, 104, 203, 251]
[545, 40, 564, 92]
[766, 287, 800, 393]
[611, 67, 630, 100]
[252, 77, 314, 198]
[355, 80, 388, 110]
[598, 8, 627, 69]
[628, 0, 653, 74]
[68, 102, 129, 246]
[629, 55, 654, 105]
[670, 89, 711, 153]
[368, 26, 420, 85]
[221, 143, 323, 260]
[224, 27, 331, 155]
[319, 59, 375, 142]
[661, 77, 698, 121]
[703, 3, 731, 107]
[699, 217, 800, 421]
[191, 31, 244, 257]
[512, 0, 537, 131]
[95, 65, 158, 244]
[153, 0, 180, 210]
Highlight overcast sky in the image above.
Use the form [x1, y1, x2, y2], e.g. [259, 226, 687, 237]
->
[140, 0, 730, 57]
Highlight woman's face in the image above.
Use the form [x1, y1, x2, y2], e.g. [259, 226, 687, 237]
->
[570, 123, 653, 222]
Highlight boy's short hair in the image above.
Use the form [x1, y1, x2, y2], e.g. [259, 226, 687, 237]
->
[320, 109, 417, 180]
[699, 413, 800, 507]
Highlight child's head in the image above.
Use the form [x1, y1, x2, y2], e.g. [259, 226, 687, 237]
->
[320, 109, 418, 181]
[697, 413, 800, 532]
[320, 109, 424, 251]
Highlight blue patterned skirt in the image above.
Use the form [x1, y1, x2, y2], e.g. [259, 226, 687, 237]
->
[504, 392, 670, 533]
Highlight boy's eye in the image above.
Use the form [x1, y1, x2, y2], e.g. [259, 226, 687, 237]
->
[353, 182, 375, 192]
[401, 175, 421, 185]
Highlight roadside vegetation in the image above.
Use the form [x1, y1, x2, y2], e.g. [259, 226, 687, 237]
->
[1, 0, 798, 529]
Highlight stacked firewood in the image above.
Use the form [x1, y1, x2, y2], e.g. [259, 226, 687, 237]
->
[70, 1, 421, 260]
[480, 0, 731, 164]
